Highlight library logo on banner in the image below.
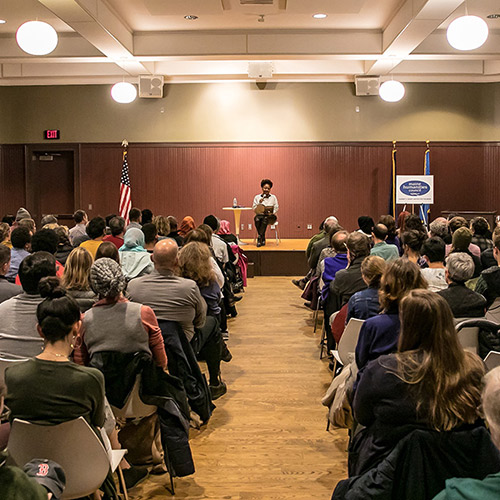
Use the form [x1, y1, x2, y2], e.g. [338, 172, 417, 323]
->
[396, 175, 434, 205]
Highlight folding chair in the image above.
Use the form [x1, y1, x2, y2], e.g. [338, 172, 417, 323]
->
[331, 318, 365, 373]
[111, 375, 176, 495]
[484, 351, 500, 371]
[8, 416, 127, 500]
[454, 318, 480, 355]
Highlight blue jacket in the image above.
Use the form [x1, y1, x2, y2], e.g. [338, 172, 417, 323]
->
[346, 286, 380, 323]
[321, 253, 349, 300]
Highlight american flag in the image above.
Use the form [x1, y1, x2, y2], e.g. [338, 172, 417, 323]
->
[119, 150, 132, 225]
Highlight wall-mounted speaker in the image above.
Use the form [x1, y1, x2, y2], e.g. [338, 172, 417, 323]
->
[139, 75, 164, 98]
[354, 76, 380, 96]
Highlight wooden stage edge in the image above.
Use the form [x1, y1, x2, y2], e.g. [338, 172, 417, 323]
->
[240, 239, 309, 276]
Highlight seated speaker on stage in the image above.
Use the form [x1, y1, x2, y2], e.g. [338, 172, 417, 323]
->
[252, 178, 279, 247]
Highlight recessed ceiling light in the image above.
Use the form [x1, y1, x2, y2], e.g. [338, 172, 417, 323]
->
[0, 19, 6, 24]
[313, 13, 327, 19]
[184, 15, 198, 20]
[487, 14, 500, 19]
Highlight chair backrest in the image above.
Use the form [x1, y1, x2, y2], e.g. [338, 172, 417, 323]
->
[454, 318, 480, 355]
[0, 355, 28, 385]
[111, 375, 156, 419]
[338, 318, 365, 365]
[484, 351, 500, 372]
[8, 417, 110, 499]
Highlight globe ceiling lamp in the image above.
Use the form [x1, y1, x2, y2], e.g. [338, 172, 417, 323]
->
[379, 80, 405, 103]
[446, 15, 488, 51]
[111, 82, 137, 104]
[16, 20, 58, 55]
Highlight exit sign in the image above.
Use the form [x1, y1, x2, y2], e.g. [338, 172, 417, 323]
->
[44, 129, 60, 140]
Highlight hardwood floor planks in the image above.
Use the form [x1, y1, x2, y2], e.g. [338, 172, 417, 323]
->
[131, 276, 348, 499]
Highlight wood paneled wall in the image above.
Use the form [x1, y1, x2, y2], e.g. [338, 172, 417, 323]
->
[1, 142, 499, 237]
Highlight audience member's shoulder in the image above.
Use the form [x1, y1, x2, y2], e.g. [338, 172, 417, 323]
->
[71, 362, 105, 384]
[481, 265, 500, 276]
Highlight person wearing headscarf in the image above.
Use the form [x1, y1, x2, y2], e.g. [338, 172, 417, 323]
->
[217, 220, 238, 244]
[118, 228, 154, 281]
[178, 216, 196, 238]
[73, 258, 167, 369]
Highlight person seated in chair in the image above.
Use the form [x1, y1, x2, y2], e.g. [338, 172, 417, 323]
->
[252, 178, 278, 247]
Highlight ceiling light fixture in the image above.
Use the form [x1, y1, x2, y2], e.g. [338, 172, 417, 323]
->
[184, 15, 198, 20]
[379, 80, 405, 103]
[313, 14, 327, 19]
[111, 82, 137, 104]
[16, 20, 58, 55]
[446, 15, 489, 50]
[0, 20, 6, 24]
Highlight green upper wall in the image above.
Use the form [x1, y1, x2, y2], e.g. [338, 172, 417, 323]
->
[0, 82, 499, 143]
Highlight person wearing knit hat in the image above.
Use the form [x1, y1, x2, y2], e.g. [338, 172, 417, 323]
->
[449, 227, 482, 279]
[75, 256, 167, 366]
[15, 207, 31, 222]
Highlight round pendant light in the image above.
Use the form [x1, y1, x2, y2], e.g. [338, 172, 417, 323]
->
[111, 82, 137, 104]
[16, 21, 58, 55]
[379, 80, 405, 102]
[446, 15, 489, 51]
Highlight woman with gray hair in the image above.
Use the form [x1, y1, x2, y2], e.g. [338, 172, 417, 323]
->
[437, 252, 486, 318]
[73, 257, 167, 368]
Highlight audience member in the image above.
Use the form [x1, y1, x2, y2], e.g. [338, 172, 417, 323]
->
[142, 223, 158, 252]
[6, 227, 31, 282]
[178, 216, 196, 239]
[480, 226, 500, 270]
[179, 242, 222, 317]
[470, 217, 493, 253]
[0, 245, 21, 303]
[324, 232, 371, 320]
[153, 215, 171, 241]
[79, 216, 105, 259]
[103, 216, 125, 249]
[350, 290, 484, 477]
[105, 214, 116, 234]
[40, 214, 58, 227]
[127, 207, 142, 231]
[308, 217, 341, 271]
[449, 227, 482, 278]
[14, 207, 31, 225]
[357, 216, 374, 238]
[1, 214, 15, 226]
[396, 210, 410, 236]
[203, 215, 231, 265]
[355, 258, 427, 381]
[305, 219, 329, 262]
[447, 216, 481, 257]
[74, 258, 167, 368]
[433, 366, 500, 499]
[0, 222, 11, 248]
[429, 217, 451, 244]
[420, 237, 447, 291]
[378, 215, 401, 255]
[401, 229, 426, 265]
[141, 208, 153, 226]
[30, 228, 65, 278]
[61, 247, 97, 312]
[53, 225, 73, 266]
[217, 220, 238, 245]
[320, 231, 349, 300]
[17, 218, 36, 235]
[439, 253, 486, 317]
[346, 255, 385, 323]
[405, 213, 426, 235]
[128, 239, 229, 399]
[370, 224, 399, 261]
[69, 209, 88, 246]
[95, 241, 120, 263]
[118, 228, 154, 280]
[166, 216, 183, 247]
[0, 252, 57, 358]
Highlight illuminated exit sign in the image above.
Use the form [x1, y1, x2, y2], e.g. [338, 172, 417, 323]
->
[44, 129, 60, 140]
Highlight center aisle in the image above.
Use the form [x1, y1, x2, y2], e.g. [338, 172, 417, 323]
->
[133, 276, 348, 499]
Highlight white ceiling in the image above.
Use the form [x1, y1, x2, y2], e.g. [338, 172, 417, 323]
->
[0, 0, 499, 85]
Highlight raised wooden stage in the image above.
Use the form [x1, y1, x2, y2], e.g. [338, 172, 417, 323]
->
[240, 238, 310, 276]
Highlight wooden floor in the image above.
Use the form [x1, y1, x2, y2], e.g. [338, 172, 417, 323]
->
[130, 277, 348, 499]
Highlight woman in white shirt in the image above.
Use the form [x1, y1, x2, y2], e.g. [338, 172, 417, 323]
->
[252, 178, 279, 247]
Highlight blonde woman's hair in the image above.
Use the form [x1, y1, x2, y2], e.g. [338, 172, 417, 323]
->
[178, 241, 215, 287]
[62, 247, 93, 291]
[361, 255, 386, 288]
[378, 258, 427, 311]
[153, 215, 171, 237]
[393, 289, 484, 431]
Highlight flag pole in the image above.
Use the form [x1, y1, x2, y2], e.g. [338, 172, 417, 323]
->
[392, 140, 397, 218]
